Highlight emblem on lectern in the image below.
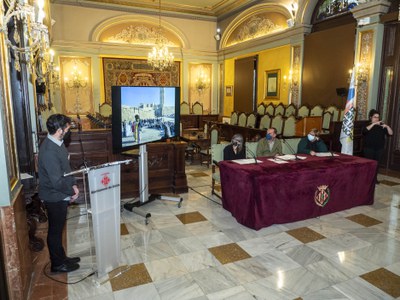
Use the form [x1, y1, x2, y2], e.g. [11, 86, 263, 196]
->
[101, 173, 111, 186]
[314, 185, 330, 207]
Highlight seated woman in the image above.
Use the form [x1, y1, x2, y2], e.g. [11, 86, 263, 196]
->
[297, 128, 328, 155]
[223, 134, 246, 160]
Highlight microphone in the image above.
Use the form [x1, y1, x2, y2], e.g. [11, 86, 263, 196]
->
[245, 145, 258, 164]
[278, 135, 300, 160]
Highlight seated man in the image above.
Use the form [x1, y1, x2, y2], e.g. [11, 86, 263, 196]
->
[297, 128, 328, 155]
[223, 134, 246, 160]
[256, 127, 282, 157]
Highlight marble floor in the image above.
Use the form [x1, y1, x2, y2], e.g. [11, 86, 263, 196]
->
[28, 165, 400, 300]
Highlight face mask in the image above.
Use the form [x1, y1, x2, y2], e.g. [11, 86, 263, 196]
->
[307, 134, 315, 142]
[61, 129, 71, 141]
[266, 133, 272, 140]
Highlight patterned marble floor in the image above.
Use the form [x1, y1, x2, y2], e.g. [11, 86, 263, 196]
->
[30, 165, 400, 300]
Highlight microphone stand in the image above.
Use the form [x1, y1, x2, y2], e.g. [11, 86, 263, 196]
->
[280, 136, 300, 160]
[77, 114, 89, 169]
[246, 145, 258, 164]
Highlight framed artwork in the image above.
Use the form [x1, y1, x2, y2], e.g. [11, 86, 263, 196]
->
[265, 69, 280, 99]
[226, 85, 233, 96]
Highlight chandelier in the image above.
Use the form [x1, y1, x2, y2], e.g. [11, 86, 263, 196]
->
[64, 64, 88, 114]
[1, 0, 50, 73]
[147, 0, 174, 71]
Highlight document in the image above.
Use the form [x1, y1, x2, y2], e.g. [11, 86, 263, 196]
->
[275, 155, 307, 161]
[315, 152, 339, 157]
[231, 159, 263, 164]
[268, 158, 289, 164]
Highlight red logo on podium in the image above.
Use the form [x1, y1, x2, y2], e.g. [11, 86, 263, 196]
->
[101, 174, 111, 186]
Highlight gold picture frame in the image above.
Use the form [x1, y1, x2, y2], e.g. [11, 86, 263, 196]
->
[264, 69, 280, 99]
[226, 85, 233, 96]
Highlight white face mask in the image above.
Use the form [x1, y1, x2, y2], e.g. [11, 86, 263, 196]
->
[307, 134, 315, 142]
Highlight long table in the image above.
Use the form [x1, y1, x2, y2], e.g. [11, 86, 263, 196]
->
[219, 154, 377, 230]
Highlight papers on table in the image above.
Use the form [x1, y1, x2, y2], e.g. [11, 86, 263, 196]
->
[231, 158, 263, 164]
[268, 158, 289, 164]
[275, 154, 307, 161]
[315, 152, 339, 157]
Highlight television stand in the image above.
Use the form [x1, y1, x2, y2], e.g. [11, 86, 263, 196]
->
[123, 144, 182, 224]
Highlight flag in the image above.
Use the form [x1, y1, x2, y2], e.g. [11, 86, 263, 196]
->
[340, 69, 356, 155]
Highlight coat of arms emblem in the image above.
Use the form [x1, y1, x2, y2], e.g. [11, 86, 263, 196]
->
[314, 185, 330, 207]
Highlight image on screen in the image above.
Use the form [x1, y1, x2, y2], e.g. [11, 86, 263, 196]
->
[120, 86, 177, 148]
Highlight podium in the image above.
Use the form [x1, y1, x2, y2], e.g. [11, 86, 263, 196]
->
[295, 116, 322, 136]
[64, 159, 131, 279]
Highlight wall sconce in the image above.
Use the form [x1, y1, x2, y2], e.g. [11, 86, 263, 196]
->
[214, 28, 221, 41]
[283, 69, 298, 92]
[64, 64, 88, 114]
[195, 66, 210, 94]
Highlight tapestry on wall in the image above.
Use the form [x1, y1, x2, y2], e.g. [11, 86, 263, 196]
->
[102, 58, 180, 104]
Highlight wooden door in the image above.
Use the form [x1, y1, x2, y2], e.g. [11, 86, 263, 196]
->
[234, 56, 258, 113]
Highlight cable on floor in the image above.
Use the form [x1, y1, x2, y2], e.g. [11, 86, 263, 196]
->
[43, 262, 95, 284]
[188, 186, 222, 206]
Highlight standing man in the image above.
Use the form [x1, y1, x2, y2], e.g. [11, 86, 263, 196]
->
[256, 127, 282, 157]
[38, 114, 80, 273]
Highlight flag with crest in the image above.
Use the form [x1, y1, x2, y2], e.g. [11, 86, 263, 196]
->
[340, 69, 356, 155]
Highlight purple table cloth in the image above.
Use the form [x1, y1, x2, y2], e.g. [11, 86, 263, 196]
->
[219, 154, 377, 230]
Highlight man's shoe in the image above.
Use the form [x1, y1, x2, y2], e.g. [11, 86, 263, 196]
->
[51, 262, 80, 273]
[65, 256, 81, 264]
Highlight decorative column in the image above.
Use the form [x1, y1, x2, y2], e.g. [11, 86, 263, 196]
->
[290, 45, 301, 107]
[351, 0, 391, 119]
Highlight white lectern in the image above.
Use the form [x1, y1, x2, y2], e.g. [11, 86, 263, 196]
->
[64, 159, 131, 278]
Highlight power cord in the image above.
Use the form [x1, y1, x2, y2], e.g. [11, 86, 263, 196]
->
[43, 262, 95, 284]
[188, 186, 222, 206]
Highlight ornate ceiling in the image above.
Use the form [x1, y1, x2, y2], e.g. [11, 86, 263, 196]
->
[52, 0, 261, 19]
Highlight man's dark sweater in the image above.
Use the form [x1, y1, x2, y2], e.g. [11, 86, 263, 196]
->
[38, 136, 76, 202]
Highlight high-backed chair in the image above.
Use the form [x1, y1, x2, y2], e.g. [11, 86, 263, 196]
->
[322, 111, 333, 133]
[192, 101, 203, 115]
[211, 143, 226, 198]
[285, 103, 297, 117]
[271, 114, 284, 135]
[297, 105, 310, 118]
[310, 105, 323, 117]
[274, 103, 285, 116]
[259, 114, 272, 129]
[246, 142, 258, 159]
[200, 125, 220, 167]
[281, 137, 301, 155]
[257, 103, 265, 115]
[99, 103, 112, 117]
[180, 101, 190, 114]
[246, 113, 257, 128]
[238, 112, 247, 127]
[230, 111, 238, 125]
[265, 103, 275, 116]
[282, 115, 296, 137]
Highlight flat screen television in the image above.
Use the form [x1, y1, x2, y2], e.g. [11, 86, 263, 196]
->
[111, 86, 180, 153]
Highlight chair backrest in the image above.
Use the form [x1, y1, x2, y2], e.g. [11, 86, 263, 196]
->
[310, 105, 323, 117]
[246, 113, 257, 128]
[285, 104, 296, 117]
[230, 111, 238, 125]
[281, 137, 301, 155]
[211, 143, 226, 165]
[322, 111, 333, 132]
[274, 103, 285, 116]
[246, 142, 258, 159]
[99, 103, 112, 117]
[180, 101, 190, 114]
[238, 112, 247, 127]
[297, 105, 310, 118]
[325, 105, 340, 122]
[210, 126, 220, 145]
[282, 115, 296, 137]
[259, 114, 271, 129]
[192, 101, 203, 115]
[265, 103, 275, 116]
[257, 103, 265, 115]
[271, 114, 284, 134]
